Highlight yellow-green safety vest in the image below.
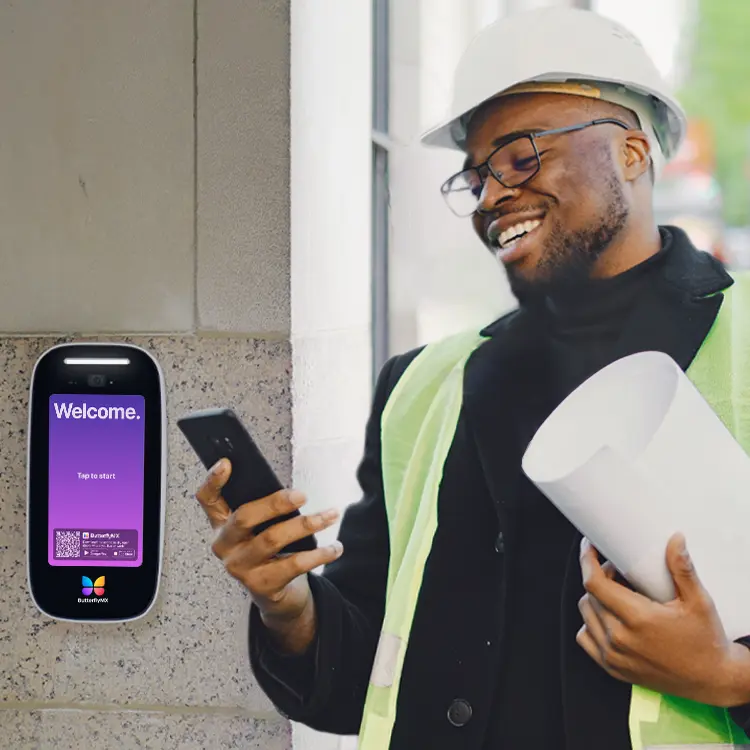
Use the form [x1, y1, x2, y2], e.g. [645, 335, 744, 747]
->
[358, 272, 750, 749]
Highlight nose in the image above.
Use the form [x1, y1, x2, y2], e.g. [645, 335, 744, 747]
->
[476, 175, 518, 215]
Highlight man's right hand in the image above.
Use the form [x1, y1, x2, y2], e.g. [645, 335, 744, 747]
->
[194, 458, 344, 654]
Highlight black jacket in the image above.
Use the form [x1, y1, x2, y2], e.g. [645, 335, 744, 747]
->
[249, 228, 750, 749]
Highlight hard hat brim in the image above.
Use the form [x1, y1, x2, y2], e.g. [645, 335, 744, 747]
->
[420, 73, 687, 164]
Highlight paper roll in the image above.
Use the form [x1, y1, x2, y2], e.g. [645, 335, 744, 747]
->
[522, 351, 750, 641]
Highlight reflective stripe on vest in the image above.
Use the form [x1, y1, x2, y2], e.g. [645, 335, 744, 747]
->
[358, 272, 750, 749]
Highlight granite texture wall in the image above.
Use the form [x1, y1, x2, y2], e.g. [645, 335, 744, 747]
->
[0, 336, 292, 747]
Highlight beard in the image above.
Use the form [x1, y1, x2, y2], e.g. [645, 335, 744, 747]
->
[506, 170, 629, 304]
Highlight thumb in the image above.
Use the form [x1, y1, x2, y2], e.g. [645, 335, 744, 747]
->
[666, 533, 704, 601]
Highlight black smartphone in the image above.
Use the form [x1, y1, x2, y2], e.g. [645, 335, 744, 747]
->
[177, 408, 316, 553]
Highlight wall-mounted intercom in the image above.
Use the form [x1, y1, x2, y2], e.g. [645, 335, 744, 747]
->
[27, 343, 166, 623]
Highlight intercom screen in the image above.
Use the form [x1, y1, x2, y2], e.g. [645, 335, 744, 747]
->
[47, 394, 145, 567]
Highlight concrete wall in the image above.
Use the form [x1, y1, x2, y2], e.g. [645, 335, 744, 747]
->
[0, 1, 298, 748]
[0, 1, 195, 334]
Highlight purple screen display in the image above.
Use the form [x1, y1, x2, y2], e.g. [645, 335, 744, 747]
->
[48, 395, 145, 567]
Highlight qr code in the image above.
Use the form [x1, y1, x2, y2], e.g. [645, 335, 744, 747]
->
[55, 530, 81, 558]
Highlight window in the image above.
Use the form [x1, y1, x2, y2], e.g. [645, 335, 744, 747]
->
[384, 1, 517, 361]
[371, 0, 391, 385]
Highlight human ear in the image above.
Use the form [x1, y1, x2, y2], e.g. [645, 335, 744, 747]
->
[621, 130, 652, 182]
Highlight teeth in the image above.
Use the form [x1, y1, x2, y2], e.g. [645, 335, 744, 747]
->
[498, 219, 542, 248]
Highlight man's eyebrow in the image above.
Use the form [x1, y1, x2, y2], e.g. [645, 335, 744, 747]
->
[463, 127, 547, 169]
[492, 128, 538, 147]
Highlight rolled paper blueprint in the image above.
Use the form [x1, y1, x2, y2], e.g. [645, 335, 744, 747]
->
[522, 350, 750, 641]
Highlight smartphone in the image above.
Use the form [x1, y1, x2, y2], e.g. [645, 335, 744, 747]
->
[177, 408, 316, 554]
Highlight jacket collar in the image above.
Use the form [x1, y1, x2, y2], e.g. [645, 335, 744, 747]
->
[657, 224, 733, 297]
[600, 226, 731, 373]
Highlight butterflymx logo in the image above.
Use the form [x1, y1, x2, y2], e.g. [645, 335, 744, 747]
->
[79, 576, 108, 604]
[82, 576, 105, 595]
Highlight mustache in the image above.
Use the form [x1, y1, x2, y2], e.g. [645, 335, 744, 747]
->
[482, 201, 553, 222]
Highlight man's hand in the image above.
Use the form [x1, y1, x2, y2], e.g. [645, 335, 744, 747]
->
[194, 458, 344, 654]
[577, 533, 750, 708]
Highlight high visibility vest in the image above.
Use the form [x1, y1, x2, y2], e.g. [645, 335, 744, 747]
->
[358, 273, 750, 749]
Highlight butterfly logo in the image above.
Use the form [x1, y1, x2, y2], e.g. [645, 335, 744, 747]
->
[82, 576, 105, 596]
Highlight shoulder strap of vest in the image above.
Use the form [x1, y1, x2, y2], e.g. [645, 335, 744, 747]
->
[687, 271, 750, 450]
[379, 329, 489, 576]
[385, 347, 425, 403]
[728, 271, 750, 452]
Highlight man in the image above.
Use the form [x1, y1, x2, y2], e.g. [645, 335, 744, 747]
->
[194, 8, 750, 749]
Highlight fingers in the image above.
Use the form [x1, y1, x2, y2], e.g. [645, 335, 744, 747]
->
[224, 540, 345, 598]
[575, 625, 628, 682]
[195, 461, 344, 604]
[214, 505, 340, 563]
[576, 624, 604, 666]
[666, 533, 706, 603]
[580, 538, 653, 626]
[579, 537, 598, 584]
[578, 593, 611, 655]
[211, 489, 309, 558]
[195, 458, 233, 528]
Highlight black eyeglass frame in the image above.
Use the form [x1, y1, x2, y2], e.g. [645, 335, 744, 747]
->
[440, 118, 632, 217]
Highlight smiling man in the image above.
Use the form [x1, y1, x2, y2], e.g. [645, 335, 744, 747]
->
[458, 92, 654, 300]
[193, 7, 750, 750]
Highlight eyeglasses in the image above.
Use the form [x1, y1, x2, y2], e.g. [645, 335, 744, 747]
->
[440, 118, 631, 218]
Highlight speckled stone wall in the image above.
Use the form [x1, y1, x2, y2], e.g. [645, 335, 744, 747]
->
[0, 335, 293, 749]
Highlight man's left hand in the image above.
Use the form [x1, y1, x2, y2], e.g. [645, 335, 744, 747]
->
[577, 533, 750, 707]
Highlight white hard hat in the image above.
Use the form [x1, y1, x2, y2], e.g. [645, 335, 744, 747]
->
[421, 7, 688, 179]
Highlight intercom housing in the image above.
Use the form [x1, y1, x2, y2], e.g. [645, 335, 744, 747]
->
[27, 342, 166, 623]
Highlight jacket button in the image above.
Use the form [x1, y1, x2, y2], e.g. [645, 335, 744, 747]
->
[447, 698, 473, 727]
[494, 532, 505, 553]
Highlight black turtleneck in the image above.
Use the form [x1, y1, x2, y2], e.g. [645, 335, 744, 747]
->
[488, 236, 670, 750]
[543, 240, 669, 382]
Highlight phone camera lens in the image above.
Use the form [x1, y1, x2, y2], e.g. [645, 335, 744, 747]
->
[87, 374, 107, 387]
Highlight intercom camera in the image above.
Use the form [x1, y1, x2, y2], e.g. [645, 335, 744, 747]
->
[27, 343, 166, 623]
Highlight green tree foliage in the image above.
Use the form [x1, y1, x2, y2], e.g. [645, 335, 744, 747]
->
[679, 0, 750, 226]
